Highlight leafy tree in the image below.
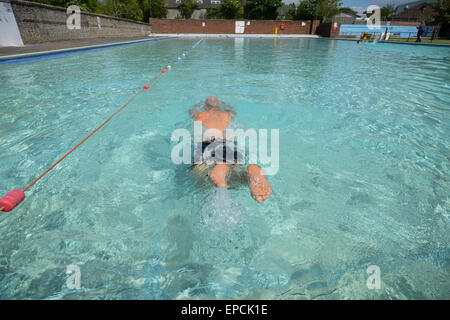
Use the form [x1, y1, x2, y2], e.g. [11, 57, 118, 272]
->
[32, 0, 99, 12]
[380, 4, 396, 21]
[99, 0, 144, 21]
[294, 0, 341, 22]
[315, 0, 342, 22]
[221, 0, 242, 19]
[149, 0, 168, 19]
[285, 3, 297, 20]
[295, 0, 315, 20]
[207, 6, 223, 19]
[180, 0, 198, 19]
[28, 0, 158, 22]
[207, 0, 244, 19]
[245, 0, 284, 20]
[432, 0, 450, 25]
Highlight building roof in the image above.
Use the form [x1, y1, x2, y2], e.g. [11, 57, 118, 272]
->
[395, 0, 438, 14]
[335, 11, 360, 18]
[392, 1, 436, 21]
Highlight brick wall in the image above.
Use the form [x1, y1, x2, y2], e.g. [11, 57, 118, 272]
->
[150, 18, 319, 35]
[315, 22, 341, 38]
[10, 0, 151, 44]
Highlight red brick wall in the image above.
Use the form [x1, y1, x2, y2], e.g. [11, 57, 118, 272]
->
[150, 19, 314, 35]
[310, 20, 321, 35]
[243, 20, 311, 34]
[149, 19, 235, 34]
[315, 22, 341, 38]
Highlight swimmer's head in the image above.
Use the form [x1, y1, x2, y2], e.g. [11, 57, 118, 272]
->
[205, 96, 220, 109]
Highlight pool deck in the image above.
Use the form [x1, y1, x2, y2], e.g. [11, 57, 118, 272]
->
[0, 36, 164, 61]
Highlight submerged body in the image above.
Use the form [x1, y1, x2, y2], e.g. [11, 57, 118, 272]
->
[190, 96, 272, 204]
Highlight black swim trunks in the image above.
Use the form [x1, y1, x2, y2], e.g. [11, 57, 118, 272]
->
[195, 139, 244, 165]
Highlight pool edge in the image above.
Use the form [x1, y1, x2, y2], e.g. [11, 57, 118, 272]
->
[0, 37, 175, 64]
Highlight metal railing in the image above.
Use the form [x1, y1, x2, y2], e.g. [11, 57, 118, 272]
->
[339, 26, 442, 43]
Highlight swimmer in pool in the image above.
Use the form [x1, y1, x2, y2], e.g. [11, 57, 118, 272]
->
[189, 96, 272, 204]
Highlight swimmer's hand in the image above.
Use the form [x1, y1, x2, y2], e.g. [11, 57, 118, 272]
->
[247, 165, 272, 204]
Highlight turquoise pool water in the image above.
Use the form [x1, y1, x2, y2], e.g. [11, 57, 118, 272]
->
[0, 38, 449, 299]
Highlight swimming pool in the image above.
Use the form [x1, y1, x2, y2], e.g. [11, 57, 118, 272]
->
[0, 38, 449, 299]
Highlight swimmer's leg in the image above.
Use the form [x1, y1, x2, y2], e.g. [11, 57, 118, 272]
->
[210, 164, 230, 188]
[247, 164, 272, 204]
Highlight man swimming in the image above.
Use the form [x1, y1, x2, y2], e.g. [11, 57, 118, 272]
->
[189, 96, 272, 204]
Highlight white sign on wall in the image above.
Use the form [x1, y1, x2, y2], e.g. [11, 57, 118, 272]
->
[97, 16, 102, 30]
[235, 21, 245, 34]
[0, 2, 23, 47]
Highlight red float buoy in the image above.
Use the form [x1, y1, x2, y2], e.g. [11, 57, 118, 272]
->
[0, 190, 25, 212]
[1, 40, 203, 213]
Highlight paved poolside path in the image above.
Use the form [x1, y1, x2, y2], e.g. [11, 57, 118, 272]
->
[0, 36, 163, 59]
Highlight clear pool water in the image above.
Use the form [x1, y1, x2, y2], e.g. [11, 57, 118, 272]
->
[0, 38, 449, 299]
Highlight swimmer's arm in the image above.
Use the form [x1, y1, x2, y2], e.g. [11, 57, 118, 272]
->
[228, 111, 235, 121]
[189, 108, 198, 119]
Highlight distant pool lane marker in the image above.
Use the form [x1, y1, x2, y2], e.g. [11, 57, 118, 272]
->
[0, 39, 204, 213]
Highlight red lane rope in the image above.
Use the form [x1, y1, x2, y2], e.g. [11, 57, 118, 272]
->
[1, 39, 203, 212]
[23, 70, 164, 193]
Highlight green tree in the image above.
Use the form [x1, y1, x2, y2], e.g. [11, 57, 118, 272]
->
[29, 0, 155, 22]
[221, 0, 242, 19]
[180, 0, 198, 19]
[316, 0, 342, 22]
[32, 0, 100, 12]
[294, 0, 341, 22]
[285, 3, 297, 20]
[207, 6, 223, 19]
[245, 0, 284, 20]
[432, 0, 450, 25]
[380, 4, 396, 21]
[149, 0, 168, 19]
[295, 0, 315, 20]
[207, 0, 244, 19]
[100, 0, 144, 20]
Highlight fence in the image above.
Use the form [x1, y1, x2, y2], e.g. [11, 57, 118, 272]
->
[149, 19, 338, 37]
[339, 24, 442, 42]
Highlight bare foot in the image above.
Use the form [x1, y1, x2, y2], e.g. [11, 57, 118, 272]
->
[210, 164, 229, 188]
[247, 164, 272, 203]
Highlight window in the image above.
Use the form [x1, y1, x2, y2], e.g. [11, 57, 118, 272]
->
[211, 0, 221, 4]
